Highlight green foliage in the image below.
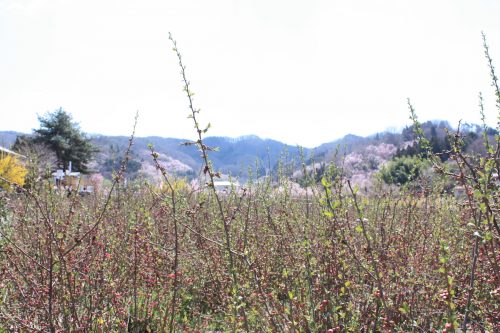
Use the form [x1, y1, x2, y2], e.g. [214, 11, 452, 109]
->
[33, 108, 97, 173]
[103, 155, 142, 176]
[397, 121, 451, 161]
[397, 121, 497, 162]
[379, 155, 425, 185]
[110, 158, 141, 173]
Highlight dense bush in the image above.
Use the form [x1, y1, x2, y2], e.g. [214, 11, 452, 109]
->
[379, 155, 426, 186]
[0, 168, 498, 332]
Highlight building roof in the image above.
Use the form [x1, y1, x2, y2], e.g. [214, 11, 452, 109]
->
[213, 180, 240, 187]
[0, 146, 26, 159]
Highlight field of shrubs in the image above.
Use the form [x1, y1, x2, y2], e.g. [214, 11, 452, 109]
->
[0, 155, 498, 332]
[0, 35, 498, 332]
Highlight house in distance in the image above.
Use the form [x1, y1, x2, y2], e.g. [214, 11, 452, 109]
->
[52, 161, 93, 195]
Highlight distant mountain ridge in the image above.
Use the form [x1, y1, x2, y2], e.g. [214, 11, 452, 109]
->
[0, 131, 311, 178]
[92, 134, 310, 178]
[0, 130, 387, 180]
[0, 131, 21, 148]
[1, 120, 494, 181]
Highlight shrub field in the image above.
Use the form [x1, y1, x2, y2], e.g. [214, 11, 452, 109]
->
[0, 34, 498, 332]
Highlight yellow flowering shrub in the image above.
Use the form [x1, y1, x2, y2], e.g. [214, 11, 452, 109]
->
[0, 155, 27, 190]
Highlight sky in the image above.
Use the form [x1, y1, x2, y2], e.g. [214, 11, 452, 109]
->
[1, 0, 499, 148]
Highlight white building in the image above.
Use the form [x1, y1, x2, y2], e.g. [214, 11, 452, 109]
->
[213, 180, 240, 192]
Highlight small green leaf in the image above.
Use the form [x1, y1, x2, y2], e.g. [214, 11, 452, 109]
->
[203, 123, 211, 133]
[355, 225, 363, 233]
[447, 276, 454, 285]
[331, 200, 340, 210]
[353, 185, 359, 194]
[324, 210, 334, 218]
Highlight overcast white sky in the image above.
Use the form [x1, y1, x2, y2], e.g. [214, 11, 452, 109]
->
[1, 0, 499, 147]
